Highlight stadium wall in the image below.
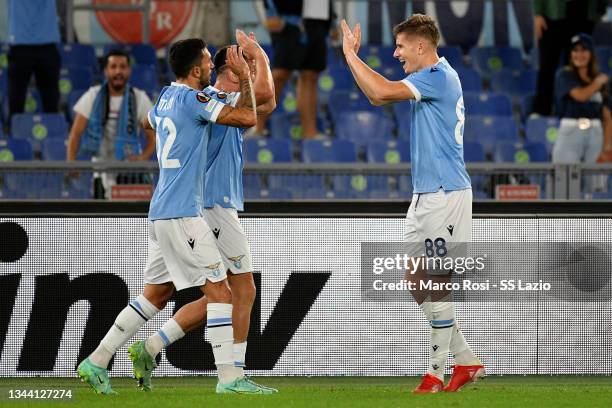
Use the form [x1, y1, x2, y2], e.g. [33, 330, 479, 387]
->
[0, 202, 611, 377]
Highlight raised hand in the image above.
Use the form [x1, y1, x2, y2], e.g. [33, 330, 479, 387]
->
[225, 45, 250, 78]
[236, 29, 260, 61]
[341, 19, 361, 55]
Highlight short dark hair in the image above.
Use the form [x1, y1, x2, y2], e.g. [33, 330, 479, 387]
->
[169, 38, 207, 79]
[393, 14, 440, 47]
[104, 49, 130, 67]
[213, 45, 240, 75]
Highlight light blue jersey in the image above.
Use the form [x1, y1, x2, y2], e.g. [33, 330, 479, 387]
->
[401, 57, 471, 193]
[148, 82, 226, 221]
[203, 86, 245, 211]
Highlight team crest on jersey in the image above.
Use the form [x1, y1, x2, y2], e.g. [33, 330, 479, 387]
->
[205, 262, 221, 278]
[228, 255, 245, 269]
[196, 91, 211, 103]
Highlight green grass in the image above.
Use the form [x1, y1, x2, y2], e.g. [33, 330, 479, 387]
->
[0, 376, 611, 407]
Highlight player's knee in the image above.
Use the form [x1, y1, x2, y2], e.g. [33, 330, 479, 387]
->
[204, 281, 232, 304]
[143, 283, 174, 309]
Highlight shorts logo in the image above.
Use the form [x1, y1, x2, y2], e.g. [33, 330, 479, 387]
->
[228, 255, 245, 269]
[196, 91, 211, 103]
[187, 238, 195, 249]
[205, 262, 221, 278]
[212, 228, 220, 239]
[447, 225, 454, 236]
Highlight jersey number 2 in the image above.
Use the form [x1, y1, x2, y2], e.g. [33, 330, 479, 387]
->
[155, 117, 181, 169]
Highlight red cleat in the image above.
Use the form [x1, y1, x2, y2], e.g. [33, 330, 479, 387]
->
[412, 373, 444, 394]
[444, 364, 485, 392]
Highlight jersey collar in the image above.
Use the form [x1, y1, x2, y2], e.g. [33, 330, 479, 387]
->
[170, 81, 201, 91]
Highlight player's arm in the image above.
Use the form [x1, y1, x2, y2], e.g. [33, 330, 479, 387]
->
[66, 113, 88, 160]
[215, 46, 257, 128]
[236, 30, 276, 115]
[341, 20, 414, 106]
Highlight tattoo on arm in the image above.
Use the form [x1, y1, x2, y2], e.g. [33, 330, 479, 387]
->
[239, 76, 256, 111]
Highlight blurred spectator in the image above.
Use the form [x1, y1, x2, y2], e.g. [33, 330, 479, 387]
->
[532, 0, 608, 116]
[253, 0, 336, 139]
[66, 49, 155, 199]
[7, 0, 61, 118]
[552, 34, 612, 189]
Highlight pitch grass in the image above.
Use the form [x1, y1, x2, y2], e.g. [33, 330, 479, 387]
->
[0, 376, 611, 408]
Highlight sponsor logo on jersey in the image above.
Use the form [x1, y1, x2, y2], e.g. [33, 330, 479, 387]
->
[217, 92, 227, 100]
[196, 91, 211, 103]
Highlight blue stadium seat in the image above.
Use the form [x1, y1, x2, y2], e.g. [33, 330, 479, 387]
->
[494, 141, 548, 163]
[369, 188, 401, 199]
[318, 64, 354, 95]
[302, 139, 357, 162]
[332, 175, 391, 198]
[327, 90, 374, 119]
[60, 44, 98, 73]
[595, 46, 612, 74]
[359, 45, 396, 71]
[244, 188, 293, 200]
[41, 138, 67, 160]
[275, 84, 298, 114]
[398, 175, 413, 195]
[244, 138, 291, 163]
[473, 189, 489, 199]
[243, 174, 262, 191]
[520, 93, 535, 120]
[463, 92, 513, 116]
[455, 67, 483, 93]
[366, 140, 410, 163]
[490, 68, 537, 97]
[0, 139, 33, 160]
[267, 174, 325, 190]
[11, 114, 69, 147]
[464, 115, 519, 154]
[66, 88, 87, 122]
[0, 43, 9, 70]
[129, 64, 159, 96]
[438, 45, 464, 68]
[59, 67, 94, 100]
[0, 69, 7, 104]
[301, 188, 332, 199]
[268, 111, 327, 141]
[3, 89, 42, 122]
[335, 111, 393, 148]
[469, 46, 523, 76]
[525, 116, 560, 154]
[393, 101, 412, 141]
[104, 43, 158, 66]
[463, 141, 486, 162]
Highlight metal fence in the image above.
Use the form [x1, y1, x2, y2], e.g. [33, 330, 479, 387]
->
[1, 161, 611, 201]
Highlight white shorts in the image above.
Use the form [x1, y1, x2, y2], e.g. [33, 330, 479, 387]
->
[405, 188, 472, 274]
[143, 216, 226, 290]
[203, 205, 253, 275]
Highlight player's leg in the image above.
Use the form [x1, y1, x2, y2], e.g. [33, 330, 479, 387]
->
[78, 222, 173, 394]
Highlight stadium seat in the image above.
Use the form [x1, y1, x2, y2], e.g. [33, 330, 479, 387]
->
[335, 111, 393, 148]
[41, 138, 68, 160]
[490, 68, 537, 97]
[267, 175, 325, 191]
[244, 188, 293, 200]
[0, 43, 9, 70]
[275, 85, 298, 114]
[468, 46, 523, 76]
[129, 64, 159, 96]
[318, 64, 354, 95]
[59, 67, 94, 99]
[463, 141, 486, 162]
[302, 139, 357, 163]
[268, 111, 327, 141]
[11, 114, 69, 147]
[3, 89, 42, 123]
[243, 174, 263, 191]
[595, 46, 612, 74]
[244, 138, 291, 163]
[66, 89, 87, 122]
[463, 92, 513, 116]
[0, 139, 33, 161]
[366, 140, 410, 163]
[332, 174, 391, 195]
[494, 141, 548, 163]
[359, 45, 396, 71]
[464, 115, 519, 154]
[473, 189, 489, 199]
[0, 69, 7, 105]
[525, 116, 560, 154]
[60, 44, 98, 73]
[369, 187, 401, 199]
[455, 67, 483, 93]
[520, 93, 535, 120]
[104, 43, 157, 66]
[398, 175, 413, 195]
[327, 90, 375, 120]
[393, 101, 412, 141]
[438, 45, 464, 68]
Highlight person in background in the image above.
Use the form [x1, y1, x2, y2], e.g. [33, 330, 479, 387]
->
[7, 0, 61, 119]
[552, 33, 612, 191]
[532, 0, 607, 116]
[66, 49, 155, 199]
[252, 0, 336, 139]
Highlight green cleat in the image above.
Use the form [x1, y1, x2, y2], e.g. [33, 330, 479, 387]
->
[128, 340, 157, 391]
[77, 358, 116, 395]
[216, 377, 278, 395]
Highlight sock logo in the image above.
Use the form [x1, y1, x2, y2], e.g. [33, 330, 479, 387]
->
[447, 225, 454, 236]
[114, 323, 125, 332]
[187, 238, 195, 249]
[432, 345, 439, 351]
[212, 228, 220, 239]
[212, 344, 221, 349]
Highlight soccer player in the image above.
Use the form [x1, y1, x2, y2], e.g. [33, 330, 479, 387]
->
[341, 15, 484, 393]
[77, 38, 258, 394]
[127, 31, 277, 394]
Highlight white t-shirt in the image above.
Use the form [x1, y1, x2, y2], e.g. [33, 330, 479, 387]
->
[73, 85, 153, 160]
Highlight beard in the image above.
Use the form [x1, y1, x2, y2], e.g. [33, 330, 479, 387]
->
[109, 76, 127, 92]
